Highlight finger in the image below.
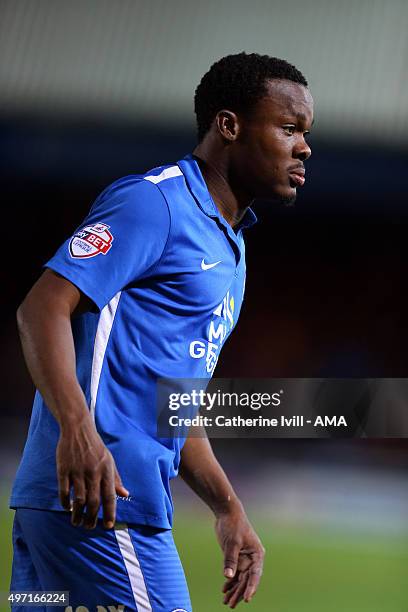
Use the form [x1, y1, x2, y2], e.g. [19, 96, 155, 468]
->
[243, 564, 263, 602]
[114, 466, 129, 498]
[101, 473, 117, 529]
[223, 586, 238, 605]
[227, 576, 247, 609]
[222, 575, 240, 598]
[71, 478, 86, 526]
[223, 577, 242, 605]
[58, 472, 71, 511]
[223, 542, 240, 579]
[223, 571, 247, 603]
[222, 570, 243, 594]
[222, 576, 238, 593]
[82, 489, 101, 529]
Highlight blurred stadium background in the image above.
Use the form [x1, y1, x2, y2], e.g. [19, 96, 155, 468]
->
[1, 1, 408, 610]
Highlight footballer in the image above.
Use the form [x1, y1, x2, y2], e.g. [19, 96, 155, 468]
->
[10, 52, 313, 611]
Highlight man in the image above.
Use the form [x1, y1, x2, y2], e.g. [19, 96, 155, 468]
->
[10, 52, 313, 611]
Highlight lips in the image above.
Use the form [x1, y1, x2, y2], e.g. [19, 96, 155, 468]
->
[289, 167, 305, 187]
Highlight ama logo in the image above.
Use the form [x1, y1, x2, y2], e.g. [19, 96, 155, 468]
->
[69, 223, 113, 259]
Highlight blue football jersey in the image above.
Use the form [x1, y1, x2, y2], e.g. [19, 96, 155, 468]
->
[10, 154, 256, 528]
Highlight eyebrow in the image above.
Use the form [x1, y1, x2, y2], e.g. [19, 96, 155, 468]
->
[296, 112, 314, 126]
[282, 106, 313, 126]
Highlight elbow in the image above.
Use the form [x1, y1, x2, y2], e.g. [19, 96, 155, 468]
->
[16, 298, 29, 335]
[16, 292, 38, 336]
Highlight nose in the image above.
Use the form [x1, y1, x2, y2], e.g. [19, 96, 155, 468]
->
[294, 136, 311, 161]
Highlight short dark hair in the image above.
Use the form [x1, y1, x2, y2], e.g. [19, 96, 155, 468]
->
[194, 52, 308, 142]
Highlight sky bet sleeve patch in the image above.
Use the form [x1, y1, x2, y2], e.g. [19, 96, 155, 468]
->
[69, 222, 114, 259]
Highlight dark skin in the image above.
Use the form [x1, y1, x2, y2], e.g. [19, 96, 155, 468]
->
[194, 78, 313, 227]
[17, 272, 129, 530]
[16, 78, 313, 608]
[179, 430, 265, 607]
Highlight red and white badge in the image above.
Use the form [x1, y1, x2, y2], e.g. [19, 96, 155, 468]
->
[69, 223, 114, 259]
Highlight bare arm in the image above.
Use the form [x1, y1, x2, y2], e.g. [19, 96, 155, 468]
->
[179, 427, 265, 608]
[17, 268, 128, 529]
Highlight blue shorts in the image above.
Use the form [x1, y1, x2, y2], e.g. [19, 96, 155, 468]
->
[11, 509, 191, 612]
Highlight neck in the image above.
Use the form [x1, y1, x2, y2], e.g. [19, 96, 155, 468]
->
[192, 144, 252, 228]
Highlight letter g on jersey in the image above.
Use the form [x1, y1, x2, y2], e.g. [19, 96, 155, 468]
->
[69, 222, 114, 259]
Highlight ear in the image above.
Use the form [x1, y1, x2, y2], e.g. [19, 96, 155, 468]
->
[215, 110, 240, 142]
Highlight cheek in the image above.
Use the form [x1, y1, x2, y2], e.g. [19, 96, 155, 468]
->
[237, 129, 290, 184]
[258, 132, 290, 165]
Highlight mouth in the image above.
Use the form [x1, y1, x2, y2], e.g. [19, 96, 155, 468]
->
[288, 168, 305, 188]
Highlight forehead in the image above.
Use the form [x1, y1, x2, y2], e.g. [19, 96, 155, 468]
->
[254, 79, 314, 121]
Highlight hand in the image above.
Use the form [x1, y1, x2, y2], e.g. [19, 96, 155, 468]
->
[215, 508, 265, 608]
[56, 419, 129, 529]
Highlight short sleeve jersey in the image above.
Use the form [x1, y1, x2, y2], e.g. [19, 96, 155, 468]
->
[10, 154, 257, 528]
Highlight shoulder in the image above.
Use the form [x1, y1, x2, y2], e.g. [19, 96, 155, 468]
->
[94, 164, 184, 211]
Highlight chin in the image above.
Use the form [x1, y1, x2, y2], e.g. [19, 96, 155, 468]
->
[263, 188, 297, 207]
[278, 192, 297, 207]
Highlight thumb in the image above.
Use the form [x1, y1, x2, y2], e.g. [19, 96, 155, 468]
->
[223, 542, 240, 578]
[114, 467, 129, 497]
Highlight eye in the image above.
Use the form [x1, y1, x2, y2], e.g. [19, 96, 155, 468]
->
[282, 124, 296, 135]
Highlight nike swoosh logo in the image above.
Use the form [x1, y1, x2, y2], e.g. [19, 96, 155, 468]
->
[201, 259, 222, 271]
